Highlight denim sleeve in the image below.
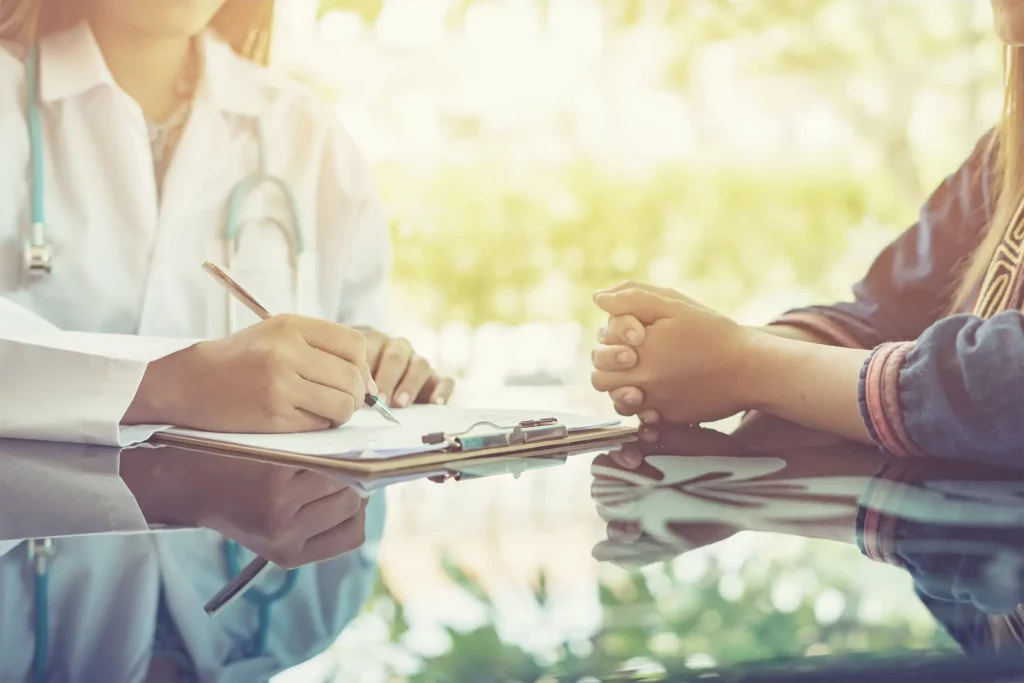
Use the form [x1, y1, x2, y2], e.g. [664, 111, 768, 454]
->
[772, 132, 995, 348]
[858, 311, 1024, 465]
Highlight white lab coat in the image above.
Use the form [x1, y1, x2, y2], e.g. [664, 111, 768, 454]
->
[0, 22, 390, 682]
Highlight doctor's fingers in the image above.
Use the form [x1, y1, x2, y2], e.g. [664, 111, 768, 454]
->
[372, 338, 414, 406]
[295, 348, 366, 417]
[262, 502, 367, 569]
[288, 469, 359, 508]
[261, 405, 332, 433]
[419, 374, 455, 405]
[299, 504, 368, 565]
[257, 488, 364, 568]
[392, 355, 433, 409]
[293, 487, 365, 534]
[277, 316, 372, 387]
[289, 376, 362, 427]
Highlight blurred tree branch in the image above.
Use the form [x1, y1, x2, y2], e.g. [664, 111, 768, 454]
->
[654, 0, 998, 204]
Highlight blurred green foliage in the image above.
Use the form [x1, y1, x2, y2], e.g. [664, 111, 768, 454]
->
[380, 162, 900, 328]
[337, 546, 953, 682]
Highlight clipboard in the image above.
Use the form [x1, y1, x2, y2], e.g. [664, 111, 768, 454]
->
[150, 420, 637, 476]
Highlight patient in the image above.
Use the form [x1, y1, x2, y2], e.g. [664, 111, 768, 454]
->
[589, 0, 1024, 466]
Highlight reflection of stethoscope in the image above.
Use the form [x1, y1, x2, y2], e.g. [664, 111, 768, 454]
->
[22, 44, 304, 680]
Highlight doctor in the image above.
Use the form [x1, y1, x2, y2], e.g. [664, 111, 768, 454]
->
[0, 0, 452, 680]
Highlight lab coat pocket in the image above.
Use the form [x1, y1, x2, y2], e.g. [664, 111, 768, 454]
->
[205, 240, 321, 337]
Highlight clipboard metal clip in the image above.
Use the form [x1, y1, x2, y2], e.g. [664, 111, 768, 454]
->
[421, 417, 568, 452]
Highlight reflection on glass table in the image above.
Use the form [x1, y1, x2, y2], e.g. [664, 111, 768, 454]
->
[2, 417, 1022, 683]
[300, 420, 1024, 682]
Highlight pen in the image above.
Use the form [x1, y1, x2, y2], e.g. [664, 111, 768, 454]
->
[201, 261, 399, 425]
[200, 260, 398, 617]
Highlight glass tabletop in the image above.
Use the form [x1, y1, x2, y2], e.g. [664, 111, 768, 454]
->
[307, 420, 1022, 682]
[1, 415, 1021, 683]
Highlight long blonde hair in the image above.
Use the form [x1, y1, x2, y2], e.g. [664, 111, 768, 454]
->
[0, 0, 276, 64]
[950, 45, 1024, 313]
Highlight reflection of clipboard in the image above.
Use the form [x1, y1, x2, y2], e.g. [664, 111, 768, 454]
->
[344, 440, 627, 494]
[154, 436, 628, 495]
[151, 420, 637, 476]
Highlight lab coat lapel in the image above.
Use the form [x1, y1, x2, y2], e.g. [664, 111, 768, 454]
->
[155, 90, 229, 247]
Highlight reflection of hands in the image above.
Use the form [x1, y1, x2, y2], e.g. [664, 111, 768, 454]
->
[592, 425, 748, 566]
[607, 424, 744, 469]
[121, 447, 367, 569]
[591, 426, 875, 568]
[359, 327, 455, 408]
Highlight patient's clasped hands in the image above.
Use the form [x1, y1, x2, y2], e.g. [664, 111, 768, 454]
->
[590, 282, 766, 424]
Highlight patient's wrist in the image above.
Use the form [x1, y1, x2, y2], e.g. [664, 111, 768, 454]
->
[737, 328, 797, 413]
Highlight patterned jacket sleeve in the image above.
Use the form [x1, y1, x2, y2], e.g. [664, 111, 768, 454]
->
[856, 311, 1024, 465]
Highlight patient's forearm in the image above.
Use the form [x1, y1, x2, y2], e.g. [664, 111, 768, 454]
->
[743, 332, 874, 445]
[762, 324, 834, 345]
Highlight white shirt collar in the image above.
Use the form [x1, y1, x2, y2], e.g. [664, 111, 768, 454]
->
[38, 21, 113, 103]
[39, 21, 265, 117]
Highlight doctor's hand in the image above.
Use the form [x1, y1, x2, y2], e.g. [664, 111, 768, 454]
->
[358, 327, 455, 408]
[125, 315, 374, 433]
[590, 283, 758, 425]
[121, 448, 367, 569]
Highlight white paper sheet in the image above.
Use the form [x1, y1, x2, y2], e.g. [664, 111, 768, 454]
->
[157, 405, 620, 460]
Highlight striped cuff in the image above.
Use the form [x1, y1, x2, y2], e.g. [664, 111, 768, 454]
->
[856, 462, 913, 567]
[858, 341, 924, 458]
[770, 312, 865, 349]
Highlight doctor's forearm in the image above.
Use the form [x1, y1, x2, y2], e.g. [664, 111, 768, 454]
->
[742, 332, 874, 445]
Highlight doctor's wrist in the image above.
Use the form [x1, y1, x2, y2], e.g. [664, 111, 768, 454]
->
[123, 346, 196, 426]
[120, 449, 201, 528]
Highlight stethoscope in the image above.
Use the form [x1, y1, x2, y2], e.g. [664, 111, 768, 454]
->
[22, 44, 306, 681]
